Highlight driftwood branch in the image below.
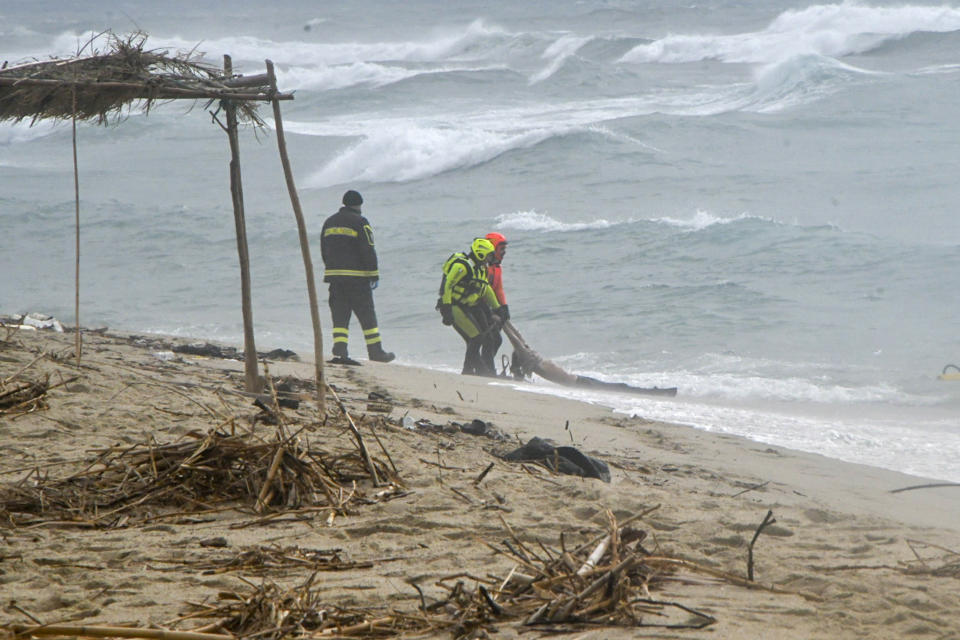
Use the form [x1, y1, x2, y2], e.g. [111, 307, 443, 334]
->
[747, 509, 777, 581]
[325, 383, 380, 486]
[890, 483, 960, 494]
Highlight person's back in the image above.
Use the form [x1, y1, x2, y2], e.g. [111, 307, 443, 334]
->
[320, 190, 394, 364]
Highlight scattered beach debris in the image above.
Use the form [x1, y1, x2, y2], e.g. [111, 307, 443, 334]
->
[0, 349, 79, 417]
[173, 342, 242, 359]
[182, 511, 730, 638]
[0, 312, 65, 332]
[183, 544, 376, 576]
[172, 343, 298, 361]
[397, 416, 510, 441]
[0, 376, 51, 414]
[501, 436, 611, 483]
[366, 390, 393, 413]
[0, 427, 403, 528]
[184, 574, 436, 639]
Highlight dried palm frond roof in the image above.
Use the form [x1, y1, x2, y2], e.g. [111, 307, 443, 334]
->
[0, 31, 290, 126]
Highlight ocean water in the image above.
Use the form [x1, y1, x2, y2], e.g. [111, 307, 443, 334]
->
[3, 1, 959, 482]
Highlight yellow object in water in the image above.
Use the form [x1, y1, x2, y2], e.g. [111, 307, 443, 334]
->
[939, 364, 960, 381]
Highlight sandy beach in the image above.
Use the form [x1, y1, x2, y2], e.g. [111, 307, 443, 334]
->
[2, 327, 959, 639]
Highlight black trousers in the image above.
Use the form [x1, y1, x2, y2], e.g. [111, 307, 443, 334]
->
[452, 303, 501, 376]
[328, 280, 382, 355]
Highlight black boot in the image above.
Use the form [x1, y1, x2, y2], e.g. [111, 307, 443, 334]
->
[368, 343, 395, 363]
[330, 341, 360, 365]
[462, 339, 482, 375]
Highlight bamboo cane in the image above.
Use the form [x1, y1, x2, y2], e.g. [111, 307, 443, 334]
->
[255, 445, 285, 513]
[71, 83, 82, 369]
[222, 55, 260, 394]
[264, 59, 326, 416]
[6, 624, 234, 640]
[325, 383, 380, 486]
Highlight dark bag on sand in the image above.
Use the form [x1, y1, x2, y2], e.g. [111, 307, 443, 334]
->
[501, 436, 610, 483]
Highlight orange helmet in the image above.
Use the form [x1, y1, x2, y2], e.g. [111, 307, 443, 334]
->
[485, 232, 507, 261]
[485, 232, 507, 249]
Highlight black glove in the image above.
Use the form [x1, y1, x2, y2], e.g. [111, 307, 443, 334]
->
[440, 304, 454, 326]
[493, 304, 509, 322]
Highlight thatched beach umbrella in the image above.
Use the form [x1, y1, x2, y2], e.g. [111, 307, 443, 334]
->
[0, 32, 327, 413]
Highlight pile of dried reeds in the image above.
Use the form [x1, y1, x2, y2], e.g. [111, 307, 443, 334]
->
[0, 31, 264, 125]
[190, 544, 374, 576]
[184, 574, 441, 639]
[425, 511, 716, 635]
[0, 375, 49, 414]
[0, 427, 402, 528]
[0, 346, 78, 417]
[180, 512, 728, 640]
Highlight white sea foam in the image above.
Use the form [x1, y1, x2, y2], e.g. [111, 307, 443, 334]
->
[746, 53, 880, 112]
[288, 99, 673, 186]
[0, 121, 62, 146]
[912, 63, 960, 76]
[499, 376, 960, 482]
[135, 20, 506, 66]
[619, 3, 960, 65]
[303, 124, 558, 187]
[277, 62, 426, 91]
[285, 88, 753, 186]
[494, 210, 631, 232]
[528, 34, 594, 84]
[652, 210, 762, 231]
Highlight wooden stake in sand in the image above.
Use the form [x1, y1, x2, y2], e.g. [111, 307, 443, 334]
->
[71, 80, 82, 368]
[747, 509, 776, 581]
[264, 59, 326, 416]
[220, 55, 260, 394]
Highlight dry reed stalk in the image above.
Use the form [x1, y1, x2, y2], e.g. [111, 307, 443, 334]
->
[0, 425, 402, 528]
[184, 576, 441, 640]
[6, 624, 233, 640]
[433, 513, 718, 634]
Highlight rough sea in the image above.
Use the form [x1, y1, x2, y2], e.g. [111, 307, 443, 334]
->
[3, 1, 959, 483]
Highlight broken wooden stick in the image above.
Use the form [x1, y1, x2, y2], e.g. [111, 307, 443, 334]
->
[747, 509, 776, 581]
[7, 624, 234, 640]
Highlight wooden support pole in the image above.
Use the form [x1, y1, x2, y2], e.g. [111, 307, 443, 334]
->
[264, 59, 326, 416]
[223, 55, 260, 393]
[71, 84, 82, 368]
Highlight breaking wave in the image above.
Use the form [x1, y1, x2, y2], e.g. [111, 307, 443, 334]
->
[618, 3, 960, 65]
[494, 210, 633, 232]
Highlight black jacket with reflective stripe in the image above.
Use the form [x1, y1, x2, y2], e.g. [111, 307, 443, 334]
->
[320, 206, 379, 282]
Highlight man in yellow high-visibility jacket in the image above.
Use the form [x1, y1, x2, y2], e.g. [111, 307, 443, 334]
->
[437, 237, 509, 376]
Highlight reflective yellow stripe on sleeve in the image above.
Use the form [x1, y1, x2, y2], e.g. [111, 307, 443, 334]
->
[324, 269, 380, 278]
[324, 227, 359, 238]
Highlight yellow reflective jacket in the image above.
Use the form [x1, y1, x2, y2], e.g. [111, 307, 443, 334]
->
[320, 206, 379, 282]
[439, 252, 501, 309]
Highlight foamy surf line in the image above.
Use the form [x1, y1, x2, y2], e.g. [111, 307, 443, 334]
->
[486, 375, 960, 484]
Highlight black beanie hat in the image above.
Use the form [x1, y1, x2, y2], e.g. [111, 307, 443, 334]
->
[342, 190, 363, 206]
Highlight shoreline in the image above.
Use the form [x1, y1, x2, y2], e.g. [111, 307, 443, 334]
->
[9, 313, 956, 487]
[2, 327, 960, 638]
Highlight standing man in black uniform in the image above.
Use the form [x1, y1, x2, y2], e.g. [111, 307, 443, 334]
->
[321, 190, 395, 364]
